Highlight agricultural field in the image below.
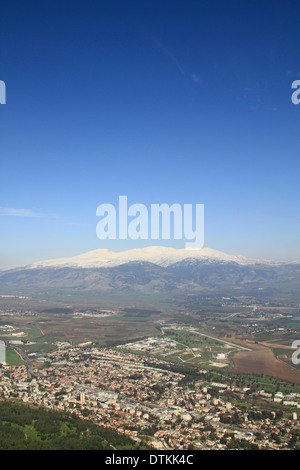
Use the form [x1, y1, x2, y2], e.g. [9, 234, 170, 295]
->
[5, 349, 24, 366]
[231, 345, 300, 384]
[1, 295, 300, 386]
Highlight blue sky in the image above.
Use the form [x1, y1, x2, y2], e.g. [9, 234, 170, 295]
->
[1, 0, 300, 268]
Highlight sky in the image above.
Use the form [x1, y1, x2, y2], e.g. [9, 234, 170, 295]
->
[0, 0, 300, 268]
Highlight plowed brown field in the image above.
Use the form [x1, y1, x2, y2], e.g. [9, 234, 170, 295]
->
[231, 345, 300, 384]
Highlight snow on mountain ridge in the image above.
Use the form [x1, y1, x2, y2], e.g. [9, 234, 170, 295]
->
[27, 246, 275, 270]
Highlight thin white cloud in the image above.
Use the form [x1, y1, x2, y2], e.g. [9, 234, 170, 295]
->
[152, 37, 200, 83]
[156, 40, 185, 75]
[0, 207, 57, 218]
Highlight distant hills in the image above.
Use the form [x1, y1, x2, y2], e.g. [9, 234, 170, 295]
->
[0, 247, 299, 300]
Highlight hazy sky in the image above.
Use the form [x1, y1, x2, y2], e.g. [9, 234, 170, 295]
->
[1, 0, 300, 268]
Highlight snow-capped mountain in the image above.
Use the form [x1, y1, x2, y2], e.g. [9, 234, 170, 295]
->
[0, 246, 298, 301]
[27, 246, 276, 270]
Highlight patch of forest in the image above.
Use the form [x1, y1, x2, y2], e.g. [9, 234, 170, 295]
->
[0, 400, 143, 450]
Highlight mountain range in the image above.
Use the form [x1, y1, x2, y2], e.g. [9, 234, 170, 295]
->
[0, 247, 299, 300]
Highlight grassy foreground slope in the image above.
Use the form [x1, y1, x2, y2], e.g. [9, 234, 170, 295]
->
[0, 400, 143, 450]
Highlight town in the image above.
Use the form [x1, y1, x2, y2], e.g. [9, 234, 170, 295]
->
[1, 341, 300, 450]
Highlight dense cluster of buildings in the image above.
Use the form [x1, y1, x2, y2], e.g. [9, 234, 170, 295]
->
[0, 344, 299, 449]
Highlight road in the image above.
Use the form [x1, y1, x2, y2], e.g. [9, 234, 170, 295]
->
[12, 346, 33, 379]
